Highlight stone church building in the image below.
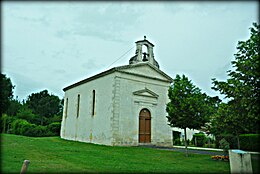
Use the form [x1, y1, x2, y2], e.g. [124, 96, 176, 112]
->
[60, 37, 173, 147]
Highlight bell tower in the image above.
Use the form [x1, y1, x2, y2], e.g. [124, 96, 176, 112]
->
[129, 36, 159, 68]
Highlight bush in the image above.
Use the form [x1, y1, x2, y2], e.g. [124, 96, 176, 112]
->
[23, 124, 37, 136]
[48, 122, 61, 136]
[32, 125, 49, 137]
[11, 119, 32, 135]
[204, 137, 216, 148]
[192, 132, 206, 147]
[10, 119, 54, 137]
[239, 134, 260, 151]
[172, 131, 181, 145]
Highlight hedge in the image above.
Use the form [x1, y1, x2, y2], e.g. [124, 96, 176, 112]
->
[48, 122, 61, 136]
[239, 134, 260, 151]
[10, 119, 59, 137]
[192, 132, 206, 147]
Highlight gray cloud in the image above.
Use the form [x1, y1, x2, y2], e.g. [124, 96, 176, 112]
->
[2, 1, 258, 101]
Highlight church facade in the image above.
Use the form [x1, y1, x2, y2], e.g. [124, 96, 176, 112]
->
[60, 37, 173, 147]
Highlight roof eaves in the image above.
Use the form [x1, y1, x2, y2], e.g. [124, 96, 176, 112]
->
[117, 70, 172, 83]
[63, 67, 117, 91]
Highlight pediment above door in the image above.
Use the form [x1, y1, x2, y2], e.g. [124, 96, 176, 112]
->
[133, 88, 159, 99]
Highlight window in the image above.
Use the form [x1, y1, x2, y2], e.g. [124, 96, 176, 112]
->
[65, 98, 68, 118]
[77, 94, 80, 118]
[92, 90, 96, 116]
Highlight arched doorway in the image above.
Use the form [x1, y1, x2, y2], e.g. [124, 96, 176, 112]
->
[139, 108, 151, 143]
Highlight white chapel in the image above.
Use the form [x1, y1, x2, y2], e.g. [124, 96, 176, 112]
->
[60, 36, 173, 147]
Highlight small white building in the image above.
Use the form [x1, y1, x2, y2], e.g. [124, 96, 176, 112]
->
[172, 128, 202, 140]
[60, 37, 173, 147]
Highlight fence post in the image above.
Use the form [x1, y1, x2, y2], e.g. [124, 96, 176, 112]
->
[20, 160, 30, 174]
[229, 150, 252, 174]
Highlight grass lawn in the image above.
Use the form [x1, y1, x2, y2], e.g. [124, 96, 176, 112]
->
[0, 134, 242, 173]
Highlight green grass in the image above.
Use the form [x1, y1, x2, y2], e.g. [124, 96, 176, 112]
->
[0, 134, 235, 173]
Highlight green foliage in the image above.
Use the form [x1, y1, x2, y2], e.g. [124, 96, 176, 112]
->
[166, 74, 219, 156]
[16, 105, 41, 125]
[186, 139, 190, 146]
[192, 132, 207, 147]
[10, 118, 60, 137]
[5, 98, 22, 116]
[210, 103, 234, 135]
[239, 134, 260, 151]
[26, 90, 63, 125]
[212, 23, 260, 134]
[11, 119, 31, 135]
[48, 122, 61, 136]
[166, 74, 216, 130]
[215, 134, 237, 149]
[31, 125, 50, 137]
[46, 114, 62, 125]
[172, 131, 181, 145]
[0, 73, 15, 115]
[1, 73, 63, 137]
[219, 138, 230, 156]
[1, 114, 15, 133]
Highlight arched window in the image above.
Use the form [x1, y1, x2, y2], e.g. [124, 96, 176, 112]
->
[77, 94, 80, 118]
[92, 90, 96, 116]
[142, 45, 149, 61]
[65, 98, 68, 118]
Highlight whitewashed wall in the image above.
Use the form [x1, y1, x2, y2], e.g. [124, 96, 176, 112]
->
[113, 67, 172, 147]
[61, 63, 173, 147]
[60, 73, 115, 146]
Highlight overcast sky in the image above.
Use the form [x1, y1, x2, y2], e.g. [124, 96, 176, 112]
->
[2, 1, 258, 101]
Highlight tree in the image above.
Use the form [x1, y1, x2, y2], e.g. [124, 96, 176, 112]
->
[210, 102, 246, 149]
[16, 105, 41, 125]
[25, 90, 63, 125]
[166, 74, 217, 156]
[0, 73, 15, 115]
[212, 23, 260, 135]
[6, 98, 22, 117]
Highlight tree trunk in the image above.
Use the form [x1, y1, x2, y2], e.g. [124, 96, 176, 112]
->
[184, 127, 188, 157]
[2, 117, 6, 133]
[236, 130, 240, 149]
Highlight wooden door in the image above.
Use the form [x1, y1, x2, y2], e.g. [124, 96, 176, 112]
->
[139, 109, 151, 143]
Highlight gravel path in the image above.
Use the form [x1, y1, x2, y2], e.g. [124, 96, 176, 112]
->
[156, 146, 223, 155]
[139, 145, 224, 155]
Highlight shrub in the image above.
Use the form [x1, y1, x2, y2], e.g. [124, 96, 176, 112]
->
[172, 131, 181, 145]
[23, 124, 37, 136]
[10, 119, 53, 137]
[204, 137, 216, 148]
[11, 119, 31, 135]
[192, 132, 206, 147]
[239, 134, 260, 151]
[32, 125, 48, 137]
[48, 122, 61, 136]
[187, 139, 190, 146]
